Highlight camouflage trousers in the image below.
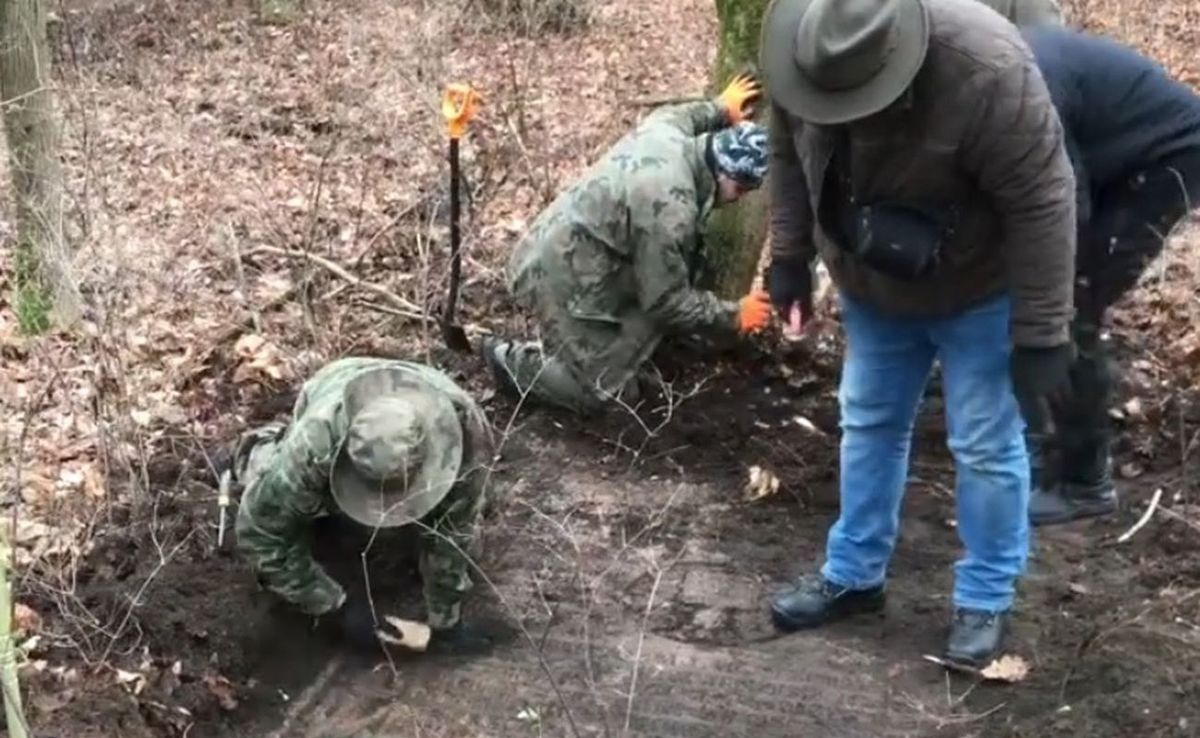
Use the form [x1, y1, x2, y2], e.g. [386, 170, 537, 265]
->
[498, 304, 661, 416]
[232, 425, 484, 630]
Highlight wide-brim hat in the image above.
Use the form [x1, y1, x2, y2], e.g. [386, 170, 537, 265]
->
[330, 368, 463, 528]
[761, 0, 930, 125]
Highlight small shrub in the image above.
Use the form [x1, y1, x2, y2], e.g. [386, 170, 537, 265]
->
[473, 0, 592, 36]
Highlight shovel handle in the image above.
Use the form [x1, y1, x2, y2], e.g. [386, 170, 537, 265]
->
[446, 136, 462, 321]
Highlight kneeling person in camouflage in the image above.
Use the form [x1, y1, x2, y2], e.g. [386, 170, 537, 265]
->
[483, 75, 774, 415]
[233, 357, 495, 652]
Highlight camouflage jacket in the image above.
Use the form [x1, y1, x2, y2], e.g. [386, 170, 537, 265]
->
[507, 101, 741, 343]
[235, 357, 493, 618]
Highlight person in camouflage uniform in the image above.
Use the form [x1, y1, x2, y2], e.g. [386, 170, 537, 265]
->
[481, 74, 774, 415]
[233, 357, 496, 652]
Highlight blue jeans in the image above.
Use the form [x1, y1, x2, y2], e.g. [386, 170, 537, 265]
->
[821, 293, 1030, 612]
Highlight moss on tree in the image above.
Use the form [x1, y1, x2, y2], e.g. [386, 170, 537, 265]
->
[706, 0, 771, 299]
[1, 0, 80, 333]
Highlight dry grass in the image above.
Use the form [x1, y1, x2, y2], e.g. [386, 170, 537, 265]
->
[0, 0, 717, 559]
[2, 0, 1200, 731]
[0, 2, 720, 709]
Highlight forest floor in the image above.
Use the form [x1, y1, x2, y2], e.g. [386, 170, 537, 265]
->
[1, 0, 1199, 736]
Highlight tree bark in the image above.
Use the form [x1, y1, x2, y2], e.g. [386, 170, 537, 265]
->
[1, 0, 80, 331]
[0, 530, 29, 738]
[707, 0, 770, 299]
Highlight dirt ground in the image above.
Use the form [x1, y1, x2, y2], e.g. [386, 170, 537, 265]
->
[24, 336, 1200, 738]
[4, 0, 1200, 737]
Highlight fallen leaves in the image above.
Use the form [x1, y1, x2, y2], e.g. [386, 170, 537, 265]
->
[743, 465, 781, 501]
[791, 415, 826, 436]
[14, 603, 42, 634]
[979, 655, 1031, 683]
[115, 667, 148, 696]
[203, 673, 240, 711]
[232, 333, 291, 384]
[4, 517, 88, 567]
[921, 653, 1031, 683]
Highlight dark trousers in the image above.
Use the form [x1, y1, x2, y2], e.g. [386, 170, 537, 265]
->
[1043, 149, 1200, 478]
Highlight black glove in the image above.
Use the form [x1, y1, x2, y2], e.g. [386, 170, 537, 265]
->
[428, 620, 504, 656]
[765, 258, 814, 319]
[1010, 344, 1074, 418]
[325, 595, 380, 652]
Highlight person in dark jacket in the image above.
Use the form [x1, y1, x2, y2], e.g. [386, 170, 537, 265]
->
[1021, 26, 1200, 525]
[760, 0, 1076, 667]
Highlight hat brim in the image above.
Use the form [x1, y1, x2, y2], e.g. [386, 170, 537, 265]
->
[761, 0, 930, 125]
[330, 371, 463, 528]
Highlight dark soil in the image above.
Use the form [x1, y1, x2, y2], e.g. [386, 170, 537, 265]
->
[20, 331, 1200, 738]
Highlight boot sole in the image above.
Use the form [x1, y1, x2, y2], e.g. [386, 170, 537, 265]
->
[942, 649, 996, 670]
[770, 595, 886, 632]
[1030, 502, 1118, 527]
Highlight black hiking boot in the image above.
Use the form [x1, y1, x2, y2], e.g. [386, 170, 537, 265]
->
[944, 608, 1009, 668]
[770, 575, 885, 631]
[480, 336, 521, 400]
[1030, 440, 1117, 526]
[1030, 321, 1119, 526]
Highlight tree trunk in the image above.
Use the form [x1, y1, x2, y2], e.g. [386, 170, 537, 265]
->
[706, 0, 771, 299]
[0, 530, 29, 738]
[1, 0, 80, 332]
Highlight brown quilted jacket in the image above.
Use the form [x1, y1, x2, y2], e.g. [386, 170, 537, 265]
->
[768, 0, 1076, 347]
[975, 0, 1064, 26]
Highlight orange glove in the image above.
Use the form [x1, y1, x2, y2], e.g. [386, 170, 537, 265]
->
[718, 73, 763, 124]
[442, 83, 482, 140]
[737, 290, 772, 334]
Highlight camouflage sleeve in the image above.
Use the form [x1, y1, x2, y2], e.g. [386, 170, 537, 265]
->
[630, 195, 740, 334]
[419, 418, 490, 630]
[643, 99, 728, 136]
[235, 420, 346, 616]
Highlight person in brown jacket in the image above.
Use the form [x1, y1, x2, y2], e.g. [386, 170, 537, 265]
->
[975, 0, 1063, 25]
[761, 0, 1077, 667]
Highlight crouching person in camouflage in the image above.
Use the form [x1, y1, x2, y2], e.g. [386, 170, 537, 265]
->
[232, 357, 496, 653]
[481, 74, 774, 415]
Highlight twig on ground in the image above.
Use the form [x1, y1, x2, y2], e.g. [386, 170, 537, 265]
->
[1055, 593, 1179, 703]
[96, 518, 198, 666]
[224, 221, 261, 334]
[409, 519, 585, 738]
[623, 94, 705, 108]
[623, 567, 663, 735]
[352, 193, 434, 268]
[351, 299, 488, 338]
[1117, 487, 1163, 544]
[266, 656, 345, 738]
[622, 546, 685, 736]
[247, 246, 424, 316]
[1158, 505, 1200, 536]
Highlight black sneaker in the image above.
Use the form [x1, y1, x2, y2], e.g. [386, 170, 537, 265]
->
[944, 608, 1008, 668]
[770, 575, 886, 631]
[480, 336, 521, 399]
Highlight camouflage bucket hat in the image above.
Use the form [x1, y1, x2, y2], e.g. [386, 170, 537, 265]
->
[761, 0, 929, 125]
[712, 122, 769, 188]
[330, 369, 463, 528]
